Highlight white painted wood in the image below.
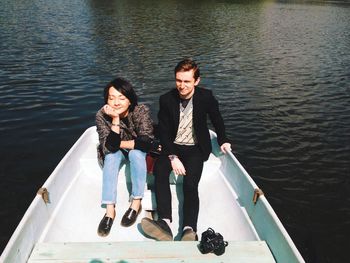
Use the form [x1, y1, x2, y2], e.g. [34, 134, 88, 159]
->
[28, 241, 275, 263]
[211, 130, 305, 263]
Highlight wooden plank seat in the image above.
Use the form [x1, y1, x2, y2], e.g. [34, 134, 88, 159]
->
[28, 241, 276, 263]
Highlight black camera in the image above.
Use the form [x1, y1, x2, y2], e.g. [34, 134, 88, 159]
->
[199, 228, 228, 256]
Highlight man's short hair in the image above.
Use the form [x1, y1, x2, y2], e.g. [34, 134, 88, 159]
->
[175, 59, 200, 81]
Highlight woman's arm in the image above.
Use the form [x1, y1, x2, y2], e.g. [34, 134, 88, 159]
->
[96, 106, 121, 154]
[133, 105, 154, 139]
[130, 105, 157, 152]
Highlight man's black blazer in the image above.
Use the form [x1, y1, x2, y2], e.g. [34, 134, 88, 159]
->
[157, 86, 228, 161]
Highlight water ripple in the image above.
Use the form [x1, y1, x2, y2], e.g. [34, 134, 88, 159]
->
[1, 0, 350, 262]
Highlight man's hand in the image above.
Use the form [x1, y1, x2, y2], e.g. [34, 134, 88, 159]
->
[171, 157, 186, 176]
[220, 143, 232, 154]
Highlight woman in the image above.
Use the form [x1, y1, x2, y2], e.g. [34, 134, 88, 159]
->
[96, 77, 156, 237]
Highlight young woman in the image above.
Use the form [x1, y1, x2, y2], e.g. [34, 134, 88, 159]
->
[96, 77, 156, 236]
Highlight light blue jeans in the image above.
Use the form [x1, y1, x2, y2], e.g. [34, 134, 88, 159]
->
[101, 149, 147, 205]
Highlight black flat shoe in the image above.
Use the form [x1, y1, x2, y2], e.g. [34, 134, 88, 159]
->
[121, 205, 142, 227]
[97, 214, 114, 237]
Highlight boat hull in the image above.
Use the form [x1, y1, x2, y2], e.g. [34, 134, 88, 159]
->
[0, 127, 304, 262]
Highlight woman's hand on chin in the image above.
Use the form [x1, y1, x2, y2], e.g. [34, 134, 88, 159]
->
[103, 104, 119, 118]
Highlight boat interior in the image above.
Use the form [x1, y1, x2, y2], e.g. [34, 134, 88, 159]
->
[3, 127, 287, 262]
[38, 128, 259, 244]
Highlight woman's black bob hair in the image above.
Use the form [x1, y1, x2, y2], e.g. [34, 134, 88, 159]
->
[104, 78, 138, 112]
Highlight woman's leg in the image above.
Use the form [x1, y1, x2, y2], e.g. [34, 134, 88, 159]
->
[98, 151, 125, 236]
[102, 151, 125, 217]
[128, 150, 147, 210]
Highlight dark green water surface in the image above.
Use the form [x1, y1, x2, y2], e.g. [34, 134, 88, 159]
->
[1, 0, 349, 262]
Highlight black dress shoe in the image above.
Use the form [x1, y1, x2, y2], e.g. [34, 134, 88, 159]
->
[121, 205, 142, 227]
[97, 214, 114, 237]
[141, 218, 173, 241]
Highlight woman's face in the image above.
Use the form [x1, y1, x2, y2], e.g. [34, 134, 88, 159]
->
[107, 86, 131, 118]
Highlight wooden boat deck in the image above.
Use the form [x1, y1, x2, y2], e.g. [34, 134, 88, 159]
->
[28, 241, 275, 263]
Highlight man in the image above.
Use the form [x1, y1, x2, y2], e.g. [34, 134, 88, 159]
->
[141, 59, 231, 241]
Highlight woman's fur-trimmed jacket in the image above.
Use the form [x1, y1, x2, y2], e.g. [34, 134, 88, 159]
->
[95, 104, 154, 166]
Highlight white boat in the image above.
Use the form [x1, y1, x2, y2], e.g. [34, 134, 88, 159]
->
[0, 126, 305, 263]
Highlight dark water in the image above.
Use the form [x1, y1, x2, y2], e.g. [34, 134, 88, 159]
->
[1, 0, 349, 262]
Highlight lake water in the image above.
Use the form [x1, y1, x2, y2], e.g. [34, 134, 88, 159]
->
[0, 0, 349, 262]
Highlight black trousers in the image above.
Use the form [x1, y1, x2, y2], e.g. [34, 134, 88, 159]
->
[154, 144, 204, 232]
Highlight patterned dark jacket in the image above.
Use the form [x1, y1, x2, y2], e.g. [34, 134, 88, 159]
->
[95, 104, 154, 166]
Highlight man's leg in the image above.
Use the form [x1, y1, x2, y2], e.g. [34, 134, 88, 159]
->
[141, 154, 173, 241]
[154, 155, 173, 221]
[180, 146, 204, 234]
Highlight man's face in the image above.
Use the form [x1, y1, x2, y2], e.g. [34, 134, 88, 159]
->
[175, 69, 200, 99]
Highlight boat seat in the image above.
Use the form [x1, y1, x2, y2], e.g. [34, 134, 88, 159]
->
[28, 241, 276, 263]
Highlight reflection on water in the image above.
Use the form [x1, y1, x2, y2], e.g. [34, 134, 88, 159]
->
[0, 0, 349, 262]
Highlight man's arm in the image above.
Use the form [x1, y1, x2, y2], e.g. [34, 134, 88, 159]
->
[158, 95, 178, 156]
[207, 91, 231, 152]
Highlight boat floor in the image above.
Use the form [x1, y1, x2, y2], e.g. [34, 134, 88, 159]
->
[37, 145, 258, 243]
